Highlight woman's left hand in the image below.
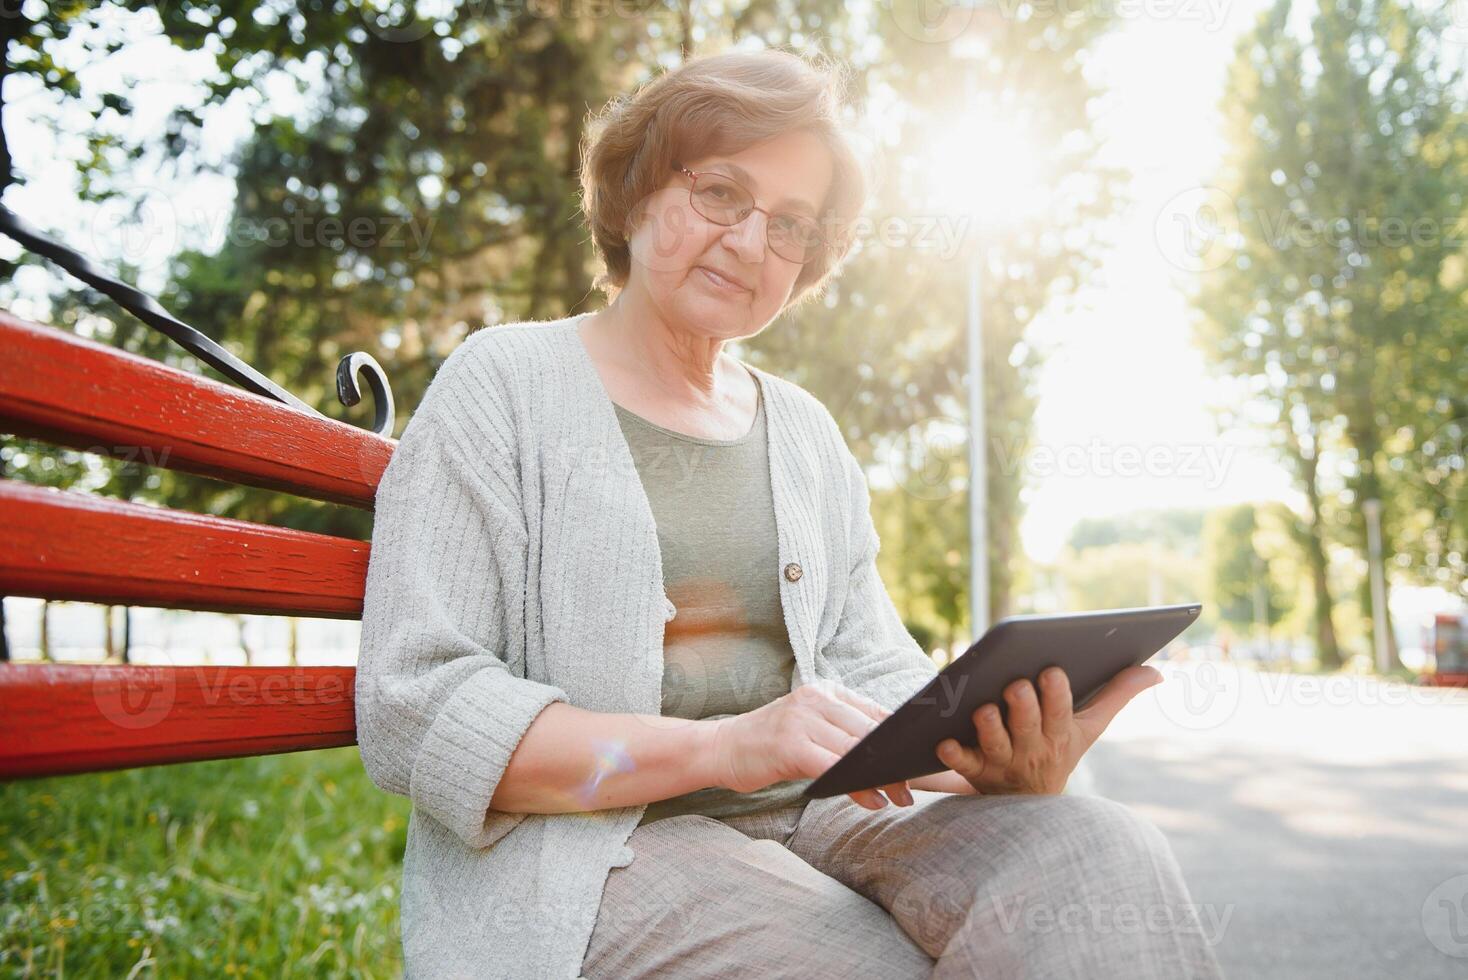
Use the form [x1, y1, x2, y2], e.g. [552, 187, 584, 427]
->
[936, 665, 1164, 795]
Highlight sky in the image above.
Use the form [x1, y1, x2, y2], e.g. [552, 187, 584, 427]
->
[1016, 0, 1295, 562]
[2, 0, 1304, 574]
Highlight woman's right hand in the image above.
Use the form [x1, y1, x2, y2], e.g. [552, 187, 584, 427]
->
[708, 680, 916, 811]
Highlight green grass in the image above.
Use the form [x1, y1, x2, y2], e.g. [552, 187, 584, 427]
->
[1, 747, 410, 978]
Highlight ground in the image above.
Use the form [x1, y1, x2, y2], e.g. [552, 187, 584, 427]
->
[4, 662, 1465, 977]
[1080, 662, 1468, 980]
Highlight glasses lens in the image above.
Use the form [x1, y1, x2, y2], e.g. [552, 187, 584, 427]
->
[687, 169, 823, 264]
[769, 214, 823, 263]
[690, 174, 752, 225]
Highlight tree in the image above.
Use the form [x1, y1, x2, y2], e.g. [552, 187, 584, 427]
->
[1069, 509, 1206, 556]
[748, 1, 1127, 635]
[1203, 503, 1295, 654]
[2, 1, 1122, 655]
[1194, 0, 1468, 669]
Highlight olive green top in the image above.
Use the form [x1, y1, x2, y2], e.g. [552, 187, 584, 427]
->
[613, 371, 814, 826]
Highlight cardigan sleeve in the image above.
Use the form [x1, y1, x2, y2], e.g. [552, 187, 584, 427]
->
[820, 446, 941, 715]
[356, 396, 569, 850]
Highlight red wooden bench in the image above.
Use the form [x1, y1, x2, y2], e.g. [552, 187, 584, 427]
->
[0, 310, 393, 779]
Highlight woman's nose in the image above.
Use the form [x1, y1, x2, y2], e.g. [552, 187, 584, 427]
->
[722, 210, 768, 263]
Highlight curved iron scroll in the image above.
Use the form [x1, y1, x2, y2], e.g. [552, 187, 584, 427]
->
[0, 203, 396, 437]
[336, 352, 395, 439]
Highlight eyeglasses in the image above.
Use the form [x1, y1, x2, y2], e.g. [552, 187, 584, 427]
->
[675, 165, 825, 264]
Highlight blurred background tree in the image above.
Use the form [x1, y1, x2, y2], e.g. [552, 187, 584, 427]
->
[1192, 0, 1468, 669]
[0, 0, 1126, 654]
[2, 0, 1462, 664]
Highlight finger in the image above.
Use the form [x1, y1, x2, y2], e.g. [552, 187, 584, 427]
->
[807, 716, 868, 765]
[803, 699, 884, 769]
[811, 690, 887, 744]
[1074, 665, 1164, 740]
[973, 701, 1012, 763]
[794, 679, 885, 731]
[804, 741, 882, 809]
[1004, 678, 1042, 751]
[828, 684, 892, 725]
[820, 688, 908, 806]
[1037, 667, 1073, 741]
[879, 780, 914, 806]
[802, 739, 845, 778]
[935, 735, 984, 782]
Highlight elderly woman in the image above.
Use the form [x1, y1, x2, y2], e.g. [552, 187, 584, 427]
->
[357, 49, 1224, 980]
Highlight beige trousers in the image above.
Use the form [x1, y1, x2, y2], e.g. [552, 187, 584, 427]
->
[581, 789, 1226, 979]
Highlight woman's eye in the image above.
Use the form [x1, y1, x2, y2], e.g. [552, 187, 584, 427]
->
[775, 216, 818, 243]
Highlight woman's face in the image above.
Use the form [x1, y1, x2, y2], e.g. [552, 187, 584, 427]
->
[624, 128, 834, 343]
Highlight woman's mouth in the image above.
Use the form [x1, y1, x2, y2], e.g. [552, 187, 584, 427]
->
[697, 266, 750, 295]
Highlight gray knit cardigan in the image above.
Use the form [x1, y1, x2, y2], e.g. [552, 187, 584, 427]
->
[355, 312, 940, 978]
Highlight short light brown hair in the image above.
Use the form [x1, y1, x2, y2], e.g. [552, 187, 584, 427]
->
[578, 48, 869, 310]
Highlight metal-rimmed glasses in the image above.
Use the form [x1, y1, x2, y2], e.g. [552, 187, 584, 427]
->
[675, 164, 825, 264]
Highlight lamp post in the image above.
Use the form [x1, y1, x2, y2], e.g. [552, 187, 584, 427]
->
[951, 1, 995, 645]
[967, 244, 989, 639]
[930, 122, 1040, 644]
[927, 39, 1041, 644]
[1362, 498, 1391, 673]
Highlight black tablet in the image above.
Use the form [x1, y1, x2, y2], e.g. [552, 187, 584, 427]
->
[803, 603, 1203, 799]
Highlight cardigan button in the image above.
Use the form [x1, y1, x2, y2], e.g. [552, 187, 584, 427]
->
[783, 562, 803, 583]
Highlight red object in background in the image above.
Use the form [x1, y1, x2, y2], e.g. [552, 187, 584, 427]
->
[1426, 613, 1468, 687]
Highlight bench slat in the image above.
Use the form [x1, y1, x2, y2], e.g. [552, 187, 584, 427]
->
[0, 663, 356, 779]
[0, 479, 368, 618]
[0, 312, 393, 509]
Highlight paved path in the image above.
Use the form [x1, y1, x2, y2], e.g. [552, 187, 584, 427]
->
[1078, 663, 1468, 980]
